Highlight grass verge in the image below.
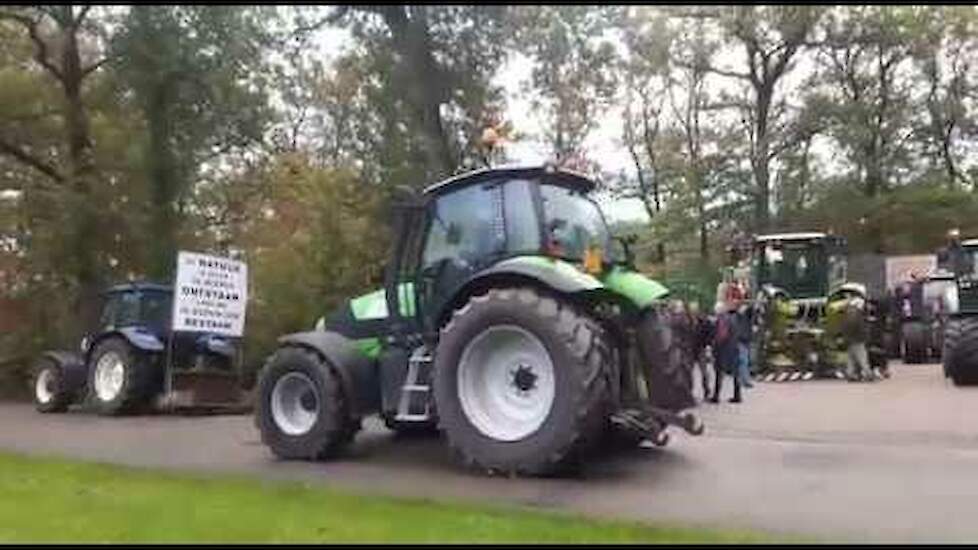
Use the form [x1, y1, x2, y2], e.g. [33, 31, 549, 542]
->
[0, 450, 781, 543]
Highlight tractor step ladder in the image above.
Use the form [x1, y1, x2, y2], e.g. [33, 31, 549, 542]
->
[395, 347, 433, 422]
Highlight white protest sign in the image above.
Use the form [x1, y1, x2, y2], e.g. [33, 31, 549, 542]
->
[172, 251, 248, 337]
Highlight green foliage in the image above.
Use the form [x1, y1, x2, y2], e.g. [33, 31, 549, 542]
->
[237, 155, 388, 373]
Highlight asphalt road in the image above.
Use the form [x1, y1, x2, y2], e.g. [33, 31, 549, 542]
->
[2, 362, 977, 543]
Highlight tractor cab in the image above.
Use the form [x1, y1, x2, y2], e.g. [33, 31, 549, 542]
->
[381, 165, 633, 341]
[751, 232, 848, 304]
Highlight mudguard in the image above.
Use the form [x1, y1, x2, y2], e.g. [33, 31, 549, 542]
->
[116, 327, 166, 353]
[40, 350, 87, 395]
[466, 256, 669, 311]
[278, 330, 381, 417]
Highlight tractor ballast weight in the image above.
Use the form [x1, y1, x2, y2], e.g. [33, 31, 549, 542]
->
[254, 165, 702, 476]
[31, 282, 245, 415]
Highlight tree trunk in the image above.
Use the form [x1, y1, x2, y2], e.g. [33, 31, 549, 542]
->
[58, 7, 102, 335]
[146, 87, 180, 280]
[382, 6, 456, 179]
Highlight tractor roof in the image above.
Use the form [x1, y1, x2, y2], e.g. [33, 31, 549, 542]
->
[422, 164, 597, 196]
[104, 281, 172, 295]
[754, 232, 828, 242]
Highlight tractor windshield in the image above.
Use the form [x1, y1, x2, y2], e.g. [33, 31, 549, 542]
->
[755, 240, 828, 299]
[539, 185, 612, 262]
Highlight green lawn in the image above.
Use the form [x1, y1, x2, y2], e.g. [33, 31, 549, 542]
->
[0, 451, 780, 543]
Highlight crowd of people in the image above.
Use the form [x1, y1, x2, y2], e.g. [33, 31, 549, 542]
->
[672, 280, 756, 405]
[671, 276, 885, 404]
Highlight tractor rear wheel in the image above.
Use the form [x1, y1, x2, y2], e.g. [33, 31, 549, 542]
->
[32, 358, 73, 413]
[943, 319, 962, 378]
[902, 321, 927, 364]
[433, 287, 610, 476]
[947, 317, 978, 386]
[88, 337, 158, 415]
[255, 346, 358, 459]
[637, 307, 695, 412]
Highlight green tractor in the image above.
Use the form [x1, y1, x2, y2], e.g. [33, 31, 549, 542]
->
[939, 237, 978, 385]
[747, 232, 885, 381]
[253, 165, 703, 476]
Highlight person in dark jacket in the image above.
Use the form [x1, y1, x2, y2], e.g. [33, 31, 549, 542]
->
[709, 301, 742, 403]
[687, 300, 713, 400]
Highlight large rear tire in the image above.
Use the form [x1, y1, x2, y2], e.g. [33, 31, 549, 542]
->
[637, 308, 695, 412]
[943, 319, 962, 377]
[255, 346, 358, 460]
[88, 337, 158, 416]
[32, 358, 73, 413]
[946, 318, 978, 386]
[433, 287, 610, 476]
[902, 321, 927, 364]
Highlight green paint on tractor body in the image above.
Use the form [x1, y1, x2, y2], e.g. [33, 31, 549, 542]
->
[341, 255, 669, 361]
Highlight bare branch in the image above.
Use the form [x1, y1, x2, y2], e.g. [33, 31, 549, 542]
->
[81, 55, 114, 78]
[0, 138, 64, 183]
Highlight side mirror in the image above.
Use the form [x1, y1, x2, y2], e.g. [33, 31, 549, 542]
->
[614, 233, 639, 268]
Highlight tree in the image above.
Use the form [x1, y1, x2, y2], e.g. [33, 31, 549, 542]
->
[111, 6, 275, 279]
[0, 6, 115, 332]
[908, 6, 978, 189]
[513, 5, 619, 164]
[812, 7, 918, 198]
[705, 6, 822, 231]
[325, 6, 510, 183]
[618, 7, 675, 228]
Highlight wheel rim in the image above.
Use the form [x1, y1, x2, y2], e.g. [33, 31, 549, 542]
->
[93, 352, 125, 402]
[457, 325, 556, 442]
[270, 372, 320, 436]
[35, 368, 55, 404]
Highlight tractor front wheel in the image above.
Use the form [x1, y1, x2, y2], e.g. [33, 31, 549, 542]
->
[433, 287, 610, 476]
[255, 346, 358, 460]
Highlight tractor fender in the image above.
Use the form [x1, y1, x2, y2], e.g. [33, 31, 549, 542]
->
[40, 350, 87, 395]
[277, 330, 381, 417]
[479, 256, 604, 294]
[86, 328, 166, 362]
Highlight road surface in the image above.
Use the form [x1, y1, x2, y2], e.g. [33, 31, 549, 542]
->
[2, 362, 976, 543]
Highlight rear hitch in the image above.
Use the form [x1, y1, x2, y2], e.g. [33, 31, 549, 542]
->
[610, 404, 705, 446]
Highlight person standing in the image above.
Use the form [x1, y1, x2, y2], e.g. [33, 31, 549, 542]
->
[688, 300, 713, 400]
[709, 301, 742, 403]
[842, 294, 874, 382]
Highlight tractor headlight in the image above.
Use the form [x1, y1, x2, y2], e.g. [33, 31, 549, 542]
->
[945, 285, 959, 314]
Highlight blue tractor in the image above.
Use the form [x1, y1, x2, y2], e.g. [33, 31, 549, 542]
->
[31, 282, 243, 415]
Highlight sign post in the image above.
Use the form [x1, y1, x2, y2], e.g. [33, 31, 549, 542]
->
[164, 251, 249, 407]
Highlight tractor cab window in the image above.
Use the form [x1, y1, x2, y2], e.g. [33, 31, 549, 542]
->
[501, 179, 541, 254]
[141, 291, 172, 330]
[758, 241, 827, 299]
[422, 184, 505, 270]
[98, 296, 118, 328]
[539, 184, 611, 261]
[115, 292, 141, 327]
